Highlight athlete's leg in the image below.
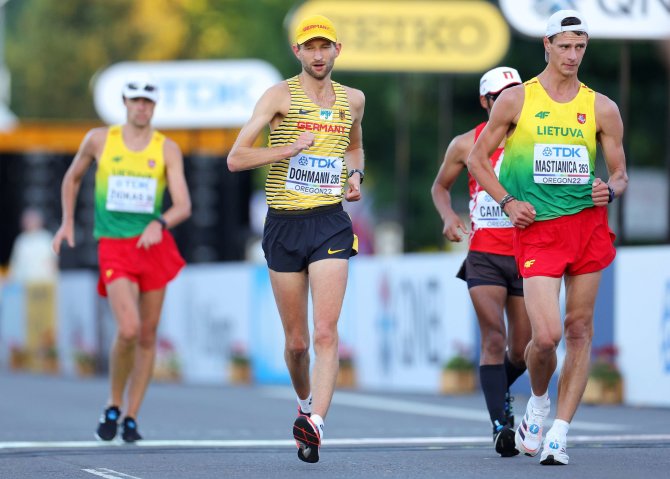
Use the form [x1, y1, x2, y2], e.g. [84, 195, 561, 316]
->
[307, 258, 348, 419]
[505, 294, 531, 371]
[269, 269, 311, 401]
[105, 278, 141, 409]
[470, 284, 513, 429]
[471, 285, 508, 365]
[125, 287, 166, 419]
[556, 271, 601, 422]
[522, 276, 563, 396]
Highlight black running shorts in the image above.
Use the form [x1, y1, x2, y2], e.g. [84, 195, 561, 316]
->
[262, 203, 357, 273]
[456, 250, 523, 296]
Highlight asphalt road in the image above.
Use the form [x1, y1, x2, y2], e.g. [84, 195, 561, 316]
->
[2, 371, 669, 478]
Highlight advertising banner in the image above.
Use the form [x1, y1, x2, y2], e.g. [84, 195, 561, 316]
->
[499, 0, 670, 39]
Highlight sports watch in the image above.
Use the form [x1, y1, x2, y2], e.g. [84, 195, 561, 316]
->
[348, 168, 365, 184]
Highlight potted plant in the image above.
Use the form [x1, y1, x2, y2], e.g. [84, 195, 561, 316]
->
[441, 344, 477, 395]
[74, 349, 97, 377]
[336, 343, 356, 388]
[9, 344, 27, 370]
[153, 337, 181, 382]
[583, 344, 623, 405]
[228, 342, 252, 384]
[42, 346, 59, 374]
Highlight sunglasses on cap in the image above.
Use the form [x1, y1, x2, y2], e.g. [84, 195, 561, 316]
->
[126, 82, 157, 92]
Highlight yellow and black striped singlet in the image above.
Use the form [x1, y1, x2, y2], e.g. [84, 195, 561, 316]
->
[266, 76, 353, 210]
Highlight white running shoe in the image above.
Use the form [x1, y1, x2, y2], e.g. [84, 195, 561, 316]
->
[540, 435, 569, 465]
[514, 398, 550, 456]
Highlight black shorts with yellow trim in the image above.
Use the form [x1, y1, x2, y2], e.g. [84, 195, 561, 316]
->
[262, 203, 358, 273]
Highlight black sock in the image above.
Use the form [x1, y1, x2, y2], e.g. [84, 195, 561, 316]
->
[504, 354, 527, 388]
[479, 364, 507, 427]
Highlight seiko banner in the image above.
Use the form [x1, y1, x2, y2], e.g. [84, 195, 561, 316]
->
[289, 1, 510, 73]
[500, 0, 670, 39]
[93, 60, 282, 129]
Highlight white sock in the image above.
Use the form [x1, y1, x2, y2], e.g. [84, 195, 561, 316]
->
[297, 394, 312, 414]
[549, 418, 570, 440]
[530, 391, 550, 409]
[310, 413, 325, 440]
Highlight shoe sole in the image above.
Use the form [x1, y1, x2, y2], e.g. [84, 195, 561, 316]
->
[514, 429, 540, 457]
[293, 415, 320, 463]
[495, 428, 519, 457]
[540, 454, 568, 465]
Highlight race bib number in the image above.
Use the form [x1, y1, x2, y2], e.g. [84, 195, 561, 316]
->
[470, 191, 513, 229]
[285, 153, 343, 196]
[533, 143, 590, 185]
[106, 175, 157, 213]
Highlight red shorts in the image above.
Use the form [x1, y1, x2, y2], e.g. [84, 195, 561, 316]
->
[514, 206, 616, 278]
[97, 230, 186, 297]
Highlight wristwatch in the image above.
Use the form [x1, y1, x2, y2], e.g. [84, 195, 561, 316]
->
[607, 184, 615, 203]
[348, 168, 365, 184]
[155, 216, 168, 230]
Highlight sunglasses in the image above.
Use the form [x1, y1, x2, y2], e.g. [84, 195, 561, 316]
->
[126, 83, 157, 92]
[485, 93, 500, 102]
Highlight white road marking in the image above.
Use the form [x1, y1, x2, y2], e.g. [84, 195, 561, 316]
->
[82, 468, 143, 479]
[1, 434, 669, 451]
[262, 386, 626, 431]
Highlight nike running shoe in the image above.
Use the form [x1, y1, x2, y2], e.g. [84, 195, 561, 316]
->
[494, 424, 519, 457]
[293, 415, 321, 463]
[514, 399, 550, 456]
[121, 417, 143, 443]
[504, 390, 515, 428]
[95, 406, 120, 441]
[540, 435, 569, 465]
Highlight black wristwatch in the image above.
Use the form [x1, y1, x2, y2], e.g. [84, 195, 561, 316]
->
[607, 184, 615, 203]
[348, 168, 365, 184]
[155, 216, 167, 230]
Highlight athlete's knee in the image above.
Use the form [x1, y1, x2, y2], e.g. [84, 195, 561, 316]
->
[481, 331, 506, 359]
[137, 331, 157, 350]
[116, 321, 140, 343]
[564, 316, 593, 346]
[312, 326, 337, 352]
[531, 331, 561, 355]
[285, 337, 310, 359]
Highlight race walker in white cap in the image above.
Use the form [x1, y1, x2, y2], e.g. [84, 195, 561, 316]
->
[467, 10, 628, 466]
[53, 72, 191, 444]
[432, 65, 531, 458]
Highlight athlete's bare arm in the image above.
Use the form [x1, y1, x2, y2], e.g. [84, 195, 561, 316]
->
[431, 129, 474, 242]
[52, 128, 107, 255]
[136, 139, 192, 249]
[468, 86, 536, 228]
[227, 82, 314, 172]
[593, 92, 628, 207]
[343, 86, 365, 202]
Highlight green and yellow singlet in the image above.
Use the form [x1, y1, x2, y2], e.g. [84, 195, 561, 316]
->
[94, 125, 167, 238]
[266, 76, 353, 210]
[500, 78, 597, 220]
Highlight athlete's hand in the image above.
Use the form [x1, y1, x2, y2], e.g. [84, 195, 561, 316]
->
[52, 223, 75, 255]
[504, 200, 536, 229]
[345, 175, 361, 202]
[287, 132, 315, 157]
[592, 178, 610, 207]
[136, 220, 164, 250]
[442, 211, 468, 242]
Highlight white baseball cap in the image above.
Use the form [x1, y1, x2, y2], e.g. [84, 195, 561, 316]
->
[122, 74, 159, 103]
[546, 9, 589, 37]
[479, 67, 522, 97]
